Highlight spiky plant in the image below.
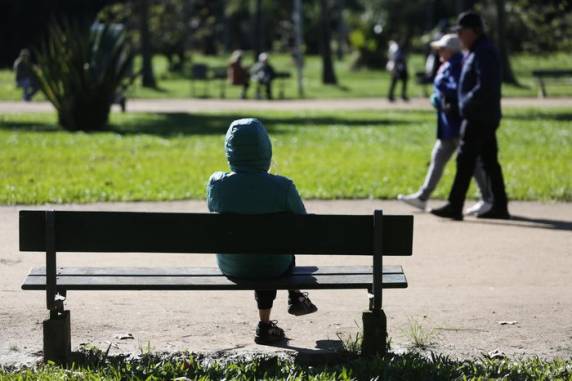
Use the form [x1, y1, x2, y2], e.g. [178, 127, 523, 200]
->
[34, 20, 135, 131]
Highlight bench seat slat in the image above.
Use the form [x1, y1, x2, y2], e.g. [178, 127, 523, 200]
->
[28, 265, 404, 277]
[22, 270, 407, 291]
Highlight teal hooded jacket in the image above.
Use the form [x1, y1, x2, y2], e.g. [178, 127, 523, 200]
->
[207, 118, 306, 279]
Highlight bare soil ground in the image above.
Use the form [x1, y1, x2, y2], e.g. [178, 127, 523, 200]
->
[0, 200, 571, 365]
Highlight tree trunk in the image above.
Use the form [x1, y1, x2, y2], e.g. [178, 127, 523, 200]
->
[253, 0, 263, 61]
[456, 0, 476, 13]
[293, 0, 304, 97]
[319, 0, 337, 85]
[139, 0, 156, 88]
[495, 0, 518, 84]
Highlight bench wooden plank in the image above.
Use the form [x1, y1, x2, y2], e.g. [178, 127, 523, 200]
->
[28, 265, 404, 277]
[22, 272, 407, 290]
[20, 211, 413, 256]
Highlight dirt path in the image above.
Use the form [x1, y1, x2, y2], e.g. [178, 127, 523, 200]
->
[1, 200, 570, 365]
[0, 97, 571, 114]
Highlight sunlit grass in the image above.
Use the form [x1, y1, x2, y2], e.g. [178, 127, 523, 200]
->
[0, 108, 570, 204]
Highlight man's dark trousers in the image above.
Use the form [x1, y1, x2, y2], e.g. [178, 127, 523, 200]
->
[448, 120, 508, 211]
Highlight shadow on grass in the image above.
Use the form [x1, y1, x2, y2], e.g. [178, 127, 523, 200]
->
[110, 112, 412, 137]
[0, 112, 413, 137]
[505, 111, 572, 122]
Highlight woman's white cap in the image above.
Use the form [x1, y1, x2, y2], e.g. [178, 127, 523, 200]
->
[430, 34, 461, 52]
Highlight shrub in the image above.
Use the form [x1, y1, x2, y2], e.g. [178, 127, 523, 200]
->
[34, 19, 135, 132]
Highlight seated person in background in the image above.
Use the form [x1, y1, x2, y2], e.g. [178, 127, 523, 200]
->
[250, 53, 275, 100]
[227, 50, 250, 99]
[207, 118, 317, 345]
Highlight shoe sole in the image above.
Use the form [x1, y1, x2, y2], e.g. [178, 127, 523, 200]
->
[288, 306, 318, 316]
[430, 211, 463, 221]
[398, 198, 426, 211]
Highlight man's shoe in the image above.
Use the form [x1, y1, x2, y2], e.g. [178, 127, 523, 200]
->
[465, 200, 493, 216]
[430, 203, 463, 221]
[255, 320, 286, 344]
[476, 207, 511, 220]
[288, 291, 318, 316]
[398, 194, 427, 211]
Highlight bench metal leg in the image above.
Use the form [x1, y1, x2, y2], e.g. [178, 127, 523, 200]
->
[43, 310, 71, 364]
[361, 309, 387, 356]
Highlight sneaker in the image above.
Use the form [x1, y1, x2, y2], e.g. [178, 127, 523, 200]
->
[397, 194, 427, 211]
[255, 320, 286, 344]
[465, 201, 493, 216]
[288, 291, 318, 316]
[430, 203, 463, 221]
[477, 207, 511, 220]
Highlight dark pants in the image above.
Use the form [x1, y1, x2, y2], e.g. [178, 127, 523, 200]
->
[255, 257, 296, 309]
[448, 120, 508, 211]
[255, 80, 273, 100]
[388, 74, 408, 100]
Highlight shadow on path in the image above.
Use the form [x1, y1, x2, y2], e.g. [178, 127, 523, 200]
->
[464, 215, 572, 232]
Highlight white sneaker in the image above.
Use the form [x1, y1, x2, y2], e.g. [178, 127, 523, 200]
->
[465, 201, 493, 216]
[397, 194, 427, 211]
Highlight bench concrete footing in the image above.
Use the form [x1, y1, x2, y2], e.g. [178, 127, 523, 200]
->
[361, 310, 387, 356]
[43, 310, 71, 364]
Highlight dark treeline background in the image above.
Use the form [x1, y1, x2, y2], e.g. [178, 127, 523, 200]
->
[1, 0, 571, 68]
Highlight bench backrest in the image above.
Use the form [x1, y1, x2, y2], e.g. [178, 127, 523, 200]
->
[20, 210, 413, 256]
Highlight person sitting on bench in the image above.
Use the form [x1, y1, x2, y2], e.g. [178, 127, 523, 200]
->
[227, 50, 250, 99]
[207, 118, 318, 344]
[250, 53, 275, 100]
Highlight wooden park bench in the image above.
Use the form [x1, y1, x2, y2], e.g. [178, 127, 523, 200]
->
[20, 210, 413, 364]
[532, 69, 572, 98]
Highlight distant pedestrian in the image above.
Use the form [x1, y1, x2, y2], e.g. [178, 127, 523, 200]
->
[13, 49, 38, 102]
[207, 118, 318, 345]
[431, 12, 509, 221]
[228, 50, 250, 99]
[250, 53, 275, 100]
[386, 41, 409, 102]
[398, 34, 493, 215]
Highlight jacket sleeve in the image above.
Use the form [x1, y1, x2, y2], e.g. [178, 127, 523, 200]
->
[460, 47, 500, 118]
[286, 181, 307, 214]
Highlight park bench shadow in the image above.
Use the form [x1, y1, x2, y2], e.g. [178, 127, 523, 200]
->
[464, 214, 572, 232]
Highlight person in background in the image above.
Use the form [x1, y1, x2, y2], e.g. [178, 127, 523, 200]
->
[207, 118, 317, 345]
[398, 34, 493, 215]
[431, 11, 509, 221]
[386, 40, 409, 102]
[250, 53, 275, 100]
[228, 50, 250, 99]
[13, 49, 38, 102]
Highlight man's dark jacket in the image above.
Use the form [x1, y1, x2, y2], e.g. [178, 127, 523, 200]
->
[458, 35, 502, 130]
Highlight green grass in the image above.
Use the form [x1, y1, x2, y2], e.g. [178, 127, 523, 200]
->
[1, 350, 571, 380]
[1, 52, 571, 101]
[0, 108, 570, 204]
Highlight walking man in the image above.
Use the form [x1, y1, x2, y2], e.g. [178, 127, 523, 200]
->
[431, 11, 510, 221]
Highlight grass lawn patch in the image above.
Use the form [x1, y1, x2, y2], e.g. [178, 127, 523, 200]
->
[1, 350, 571, 380]
[1, 53, 572, 101]
[0, 108, 570, 204]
